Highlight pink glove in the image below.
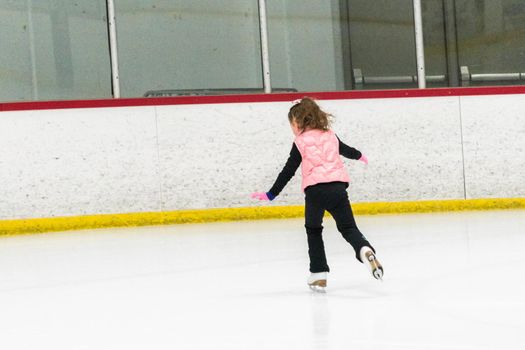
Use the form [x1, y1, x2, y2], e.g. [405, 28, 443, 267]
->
[251, 192, 270, 201]
[359, 154, 368, 165]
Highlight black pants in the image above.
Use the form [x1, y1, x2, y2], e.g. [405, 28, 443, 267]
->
[304, 182, 375, 273]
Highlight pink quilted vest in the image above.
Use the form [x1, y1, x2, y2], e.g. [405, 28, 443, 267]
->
[294, 129, 350, 191]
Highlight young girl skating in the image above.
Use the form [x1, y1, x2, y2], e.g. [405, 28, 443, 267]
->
[251, 97, 383, 290]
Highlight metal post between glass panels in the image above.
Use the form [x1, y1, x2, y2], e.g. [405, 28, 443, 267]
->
[258, 0, 272, 93]
[413, 0, 426, 89]
[107, 0, 121, 98]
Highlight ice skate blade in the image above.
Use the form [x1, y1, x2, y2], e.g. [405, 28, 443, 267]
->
[373, 268, 384, 281]
[365, 251, 384, 281]
[309, 284, 326, 293]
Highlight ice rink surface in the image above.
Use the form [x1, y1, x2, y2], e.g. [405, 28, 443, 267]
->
[1, 210, 524, 350]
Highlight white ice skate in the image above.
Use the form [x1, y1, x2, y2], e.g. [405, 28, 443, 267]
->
[360, 247, 383, 281]
[307, 272, 327, 292]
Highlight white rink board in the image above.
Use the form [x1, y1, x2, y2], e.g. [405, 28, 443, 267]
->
[0, 107, 161, 219]
[0, 94, 523, 219]
[156, 102, 301, 210]
[460, 94, 525, 199]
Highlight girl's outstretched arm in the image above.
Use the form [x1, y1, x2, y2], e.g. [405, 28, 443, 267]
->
[266, 144, 302, 200]
[337, 135, 368, 164]
[336, 135, 362, 160]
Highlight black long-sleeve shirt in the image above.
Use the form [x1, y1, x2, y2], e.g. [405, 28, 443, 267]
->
[268, 136, 362, 198]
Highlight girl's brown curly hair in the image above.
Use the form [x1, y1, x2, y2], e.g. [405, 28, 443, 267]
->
[288, 97, 332, 133]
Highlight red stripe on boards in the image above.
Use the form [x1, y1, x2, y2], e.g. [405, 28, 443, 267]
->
[1, 85, 525, 112]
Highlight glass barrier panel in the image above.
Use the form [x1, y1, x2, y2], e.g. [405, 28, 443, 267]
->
[347, 0, 418, 90]
[266, 0, 345, 92]
[114, 1, 263, 98]
[0, 0, 112, 102]
[456, 0, 525, 86]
